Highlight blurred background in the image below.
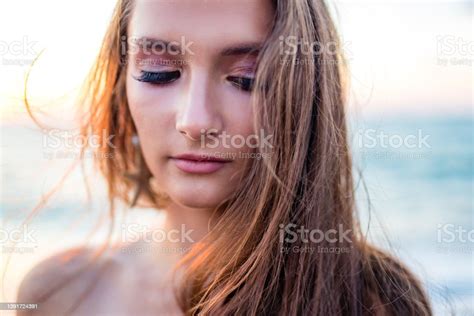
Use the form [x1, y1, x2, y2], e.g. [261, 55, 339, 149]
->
[0, 0, 472, 315]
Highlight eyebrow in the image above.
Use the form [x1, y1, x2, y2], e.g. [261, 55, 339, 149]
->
[134, 37, 182, 54]
[220, 43, 262, 57]
[133, 37, 261, 57]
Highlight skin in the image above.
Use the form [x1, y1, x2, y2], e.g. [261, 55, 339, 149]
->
[127, 0, 271, 210]
[16, 1, 274, 315]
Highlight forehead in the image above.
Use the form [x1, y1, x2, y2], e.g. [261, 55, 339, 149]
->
[128, 0, 274, 53]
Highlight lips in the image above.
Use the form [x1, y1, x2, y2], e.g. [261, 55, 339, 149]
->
[170, 153, 232, 174]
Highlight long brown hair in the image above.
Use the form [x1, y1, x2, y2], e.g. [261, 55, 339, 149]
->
[25, 0, 432, 315]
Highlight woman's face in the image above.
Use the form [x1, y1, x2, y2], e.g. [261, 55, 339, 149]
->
[126, 0, 273, 209]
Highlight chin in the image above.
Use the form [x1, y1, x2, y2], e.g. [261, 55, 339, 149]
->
[169, 184, 230, 210]
[171, 195, 222, 210]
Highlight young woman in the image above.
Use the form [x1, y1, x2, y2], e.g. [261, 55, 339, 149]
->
[17, 0, 432, 315]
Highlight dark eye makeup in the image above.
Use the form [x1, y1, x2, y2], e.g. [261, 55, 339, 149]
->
[227, 76, 254, 92]
[134, 70, 181, 84]
[134, 70, 254, 92]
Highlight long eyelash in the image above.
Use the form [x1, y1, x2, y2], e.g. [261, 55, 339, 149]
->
[228, 76, 254, 92]
[134, 70, 181, 84]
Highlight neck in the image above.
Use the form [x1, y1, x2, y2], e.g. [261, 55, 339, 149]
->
[157, 201, 215, 263]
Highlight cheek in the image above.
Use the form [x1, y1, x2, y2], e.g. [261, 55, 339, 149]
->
[125, 77, 175, 168]
[126, 77, 173, 128]
[126, 76, 150, 129]
[220, 90, 256, 146]
[127, 72, 186, 133]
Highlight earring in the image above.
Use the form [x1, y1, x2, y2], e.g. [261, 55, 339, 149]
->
[124, 134, 149, 208]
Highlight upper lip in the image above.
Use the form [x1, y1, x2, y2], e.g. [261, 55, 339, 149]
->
[171, 153, 232, 162]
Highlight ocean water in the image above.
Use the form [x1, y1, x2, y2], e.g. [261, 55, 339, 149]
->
[1, 115, 472, 314]
[351, 115, 473, 315]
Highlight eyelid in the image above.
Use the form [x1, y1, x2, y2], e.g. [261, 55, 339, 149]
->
[134, 70, 181, 84]
[227, 64, 256, 81]
[134, 57, 183, 71]
[227, 76, 254, 92]
[231, 65, 256, 75]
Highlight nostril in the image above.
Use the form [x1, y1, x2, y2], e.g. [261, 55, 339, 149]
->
[179, 130, 200, 142]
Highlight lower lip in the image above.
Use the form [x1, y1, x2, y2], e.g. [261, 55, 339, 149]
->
[171, 158, 229, 174]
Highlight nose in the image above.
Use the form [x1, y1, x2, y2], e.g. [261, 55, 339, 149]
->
[175, 70, 223, 142]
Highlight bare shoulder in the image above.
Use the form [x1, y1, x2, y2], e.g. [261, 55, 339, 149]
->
[16, 239, 179, 315]
[16, 246, 121, 315]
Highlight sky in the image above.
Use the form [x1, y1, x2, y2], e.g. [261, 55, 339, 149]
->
[0, 0, 472, 122]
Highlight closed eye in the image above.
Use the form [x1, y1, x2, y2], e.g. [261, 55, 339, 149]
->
[134, 70, 181, 84]
[227, 76, 254, 92]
